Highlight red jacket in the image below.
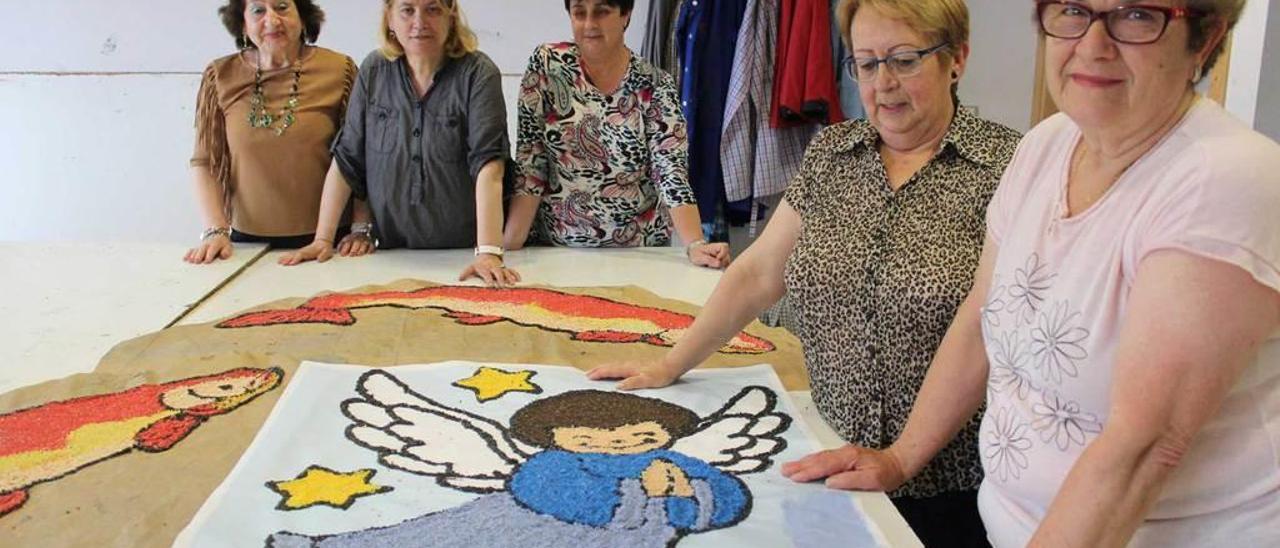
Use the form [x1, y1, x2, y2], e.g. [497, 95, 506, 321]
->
[771, 0, 844, 127]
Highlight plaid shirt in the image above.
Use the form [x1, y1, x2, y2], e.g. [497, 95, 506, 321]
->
[720, 0, 815, 203]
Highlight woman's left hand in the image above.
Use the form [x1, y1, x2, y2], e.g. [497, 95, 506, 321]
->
[336, 232, 376, 257]
[459, 254, 521, 287]
[780, 444, 908, 492]
[688, 242, 731, 269]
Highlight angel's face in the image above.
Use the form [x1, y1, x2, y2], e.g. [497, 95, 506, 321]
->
[552, 421, 673, 455]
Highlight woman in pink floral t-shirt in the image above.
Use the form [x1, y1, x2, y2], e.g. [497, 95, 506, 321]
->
[781, 1, 1280, 546]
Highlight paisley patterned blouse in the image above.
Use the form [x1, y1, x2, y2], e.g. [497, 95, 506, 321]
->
[514, 43, 698, 247]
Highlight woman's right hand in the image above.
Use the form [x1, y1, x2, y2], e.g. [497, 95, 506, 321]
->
[586, 358, 686, 390]
[184, 235, 232, 264]
[336, 232, 376, 257]
[278, 239, 334, 266]
[780, 445, 909, 492]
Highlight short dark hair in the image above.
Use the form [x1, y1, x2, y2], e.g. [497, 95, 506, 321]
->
[1186, 0, 1245, 75]
[509, 390, 699, 448]
[219, 0, 326, 50]
[562, 0, 635, 16]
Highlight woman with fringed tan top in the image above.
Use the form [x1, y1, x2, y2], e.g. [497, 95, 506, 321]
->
[186, 0, 358, 263]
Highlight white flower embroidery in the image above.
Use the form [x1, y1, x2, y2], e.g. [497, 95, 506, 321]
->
[984, 407, 1033, 482]
[1007, 254, 1055, 326]
[1031, 391, 1102, 451]
[989, 331, 1035, 400]
[1030, 302, 1090, 385]
[982, 284, 1008, 329]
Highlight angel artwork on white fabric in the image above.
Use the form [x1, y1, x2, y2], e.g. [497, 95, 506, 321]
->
[266, 369, 793, 548]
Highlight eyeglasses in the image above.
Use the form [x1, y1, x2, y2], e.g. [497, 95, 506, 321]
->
[1036, 1, 1204, 45]
[843, 43, 950, 82]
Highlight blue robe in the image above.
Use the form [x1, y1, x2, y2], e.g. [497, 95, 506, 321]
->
[508, 449, 750, 531]
[266, 450, 750, 547]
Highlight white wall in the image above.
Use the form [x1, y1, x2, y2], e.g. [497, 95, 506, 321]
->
[961, 0, 1038, 130]
[1, 1, 1045, 243]
[1254, 0, 1280, 140]
[1225, 0, 1272, 128]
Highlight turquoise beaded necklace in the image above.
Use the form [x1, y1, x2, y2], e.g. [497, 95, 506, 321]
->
[247, 50, 302, 136]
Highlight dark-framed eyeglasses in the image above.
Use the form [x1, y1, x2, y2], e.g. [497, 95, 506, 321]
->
[842, 42, 951, 82]
[1036, 1, 1204, 45]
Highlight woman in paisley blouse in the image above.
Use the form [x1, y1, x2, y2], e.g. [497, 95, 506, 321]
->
[502, 0, 730, 268]
[590, 1, 1020, 545]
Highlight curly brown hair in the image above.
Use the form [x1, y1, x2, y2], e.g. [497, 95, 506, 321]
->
[509, 390, 700, 448]
[218, 0, 327, 50]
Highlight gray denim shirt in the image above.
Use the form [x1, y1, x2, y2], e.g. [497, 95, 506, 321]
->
[332, 50, 509, 249]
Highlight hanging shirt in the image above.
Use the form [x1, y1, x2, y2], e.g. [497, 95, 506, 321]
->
[830, 0, 865, 120]
[676, 0, 751, 222]
[514, 43, 697, 247]
[772, 0, 845, 127]
[720, 0, 815, 205]
[641, 0, 684, 77]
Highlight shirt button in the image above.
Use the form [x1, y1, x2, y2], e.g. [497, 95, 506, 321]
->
[412, 128, 421, 137]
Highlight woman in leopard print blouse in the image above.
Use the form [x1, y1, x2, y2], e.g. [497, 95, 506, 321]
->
[591, 1, 1019, 545]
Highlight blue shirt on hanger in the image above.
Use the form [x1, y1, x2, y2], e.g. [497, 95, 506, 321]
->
[676, 0, 750, 224]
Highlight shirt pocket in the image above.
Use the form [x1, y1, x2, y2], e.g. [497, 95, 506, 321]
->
[426, 110, 467, 167]
[367, 104, 399, 154]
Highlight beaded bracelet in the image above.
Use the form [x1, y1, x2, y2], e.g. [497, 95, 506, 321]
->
[200, 227, 231, 242]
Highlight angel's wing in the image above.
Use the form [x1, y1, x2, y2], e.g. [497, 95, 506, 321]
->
[670, 386, 792, 474]
[340, 369, 538, 493]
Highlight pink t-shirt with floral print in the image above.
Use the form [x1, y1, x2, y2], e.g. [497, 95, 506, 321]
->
[977, 99, 1280, 547]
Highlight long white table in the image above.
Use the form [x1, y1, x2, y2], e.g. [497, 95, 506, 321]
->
[179, 247, 724, 324]
[3, 244, 918, 546]
[180, 247, 921, 547]
[0, 241, 266, 393]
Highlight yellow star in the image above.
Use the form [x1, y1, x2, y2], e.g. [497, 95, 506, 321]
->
[452, 366, 543, 402]
[266, 465, 392, 511]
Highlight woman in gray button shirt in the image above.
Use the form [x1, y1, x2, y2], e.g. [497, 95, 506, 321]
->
[281, 0, 519, 287]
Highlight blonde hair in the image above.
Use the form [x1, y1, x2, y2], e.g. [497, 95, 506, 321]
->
[1186, 0, 1246, 73]
[379, 0, 479, 60]
[836, 0, 969, 104]
[835, 0, 969, 64]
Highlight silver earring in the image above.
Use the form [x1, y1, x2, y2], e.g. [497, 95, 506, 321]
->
[1192, 65, 1205, 84]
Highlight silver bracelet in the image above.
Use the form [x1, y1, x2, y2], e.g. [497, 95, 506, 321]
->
[685, 239, 707, 256]
[200, 227, 231, 242]
[475, 244, 505, 257]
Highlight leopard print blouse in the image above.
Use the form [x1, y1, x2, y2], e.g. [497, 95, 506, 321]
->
[783, 108, 1021, 498]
